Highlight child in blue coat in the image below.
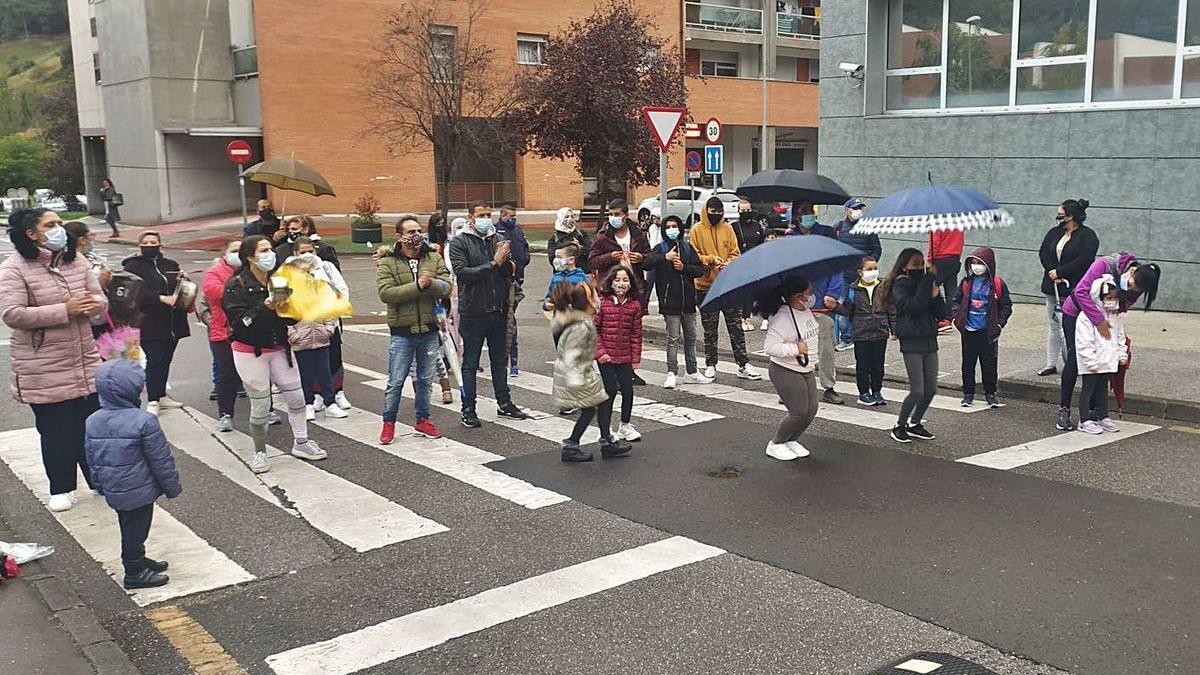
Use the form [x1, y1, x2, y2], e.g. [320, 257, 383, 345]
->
[85, 359, 182, 590]
[543, 243, 590, 310]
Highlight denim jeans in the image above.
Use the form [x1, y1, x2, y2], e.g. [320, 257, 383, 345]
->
[459, 313, 512, 413]
[382, 331, 438, 423]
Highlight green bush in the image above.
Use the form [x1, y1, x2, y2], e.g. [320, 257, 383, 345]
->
[0, 134, 47, 191]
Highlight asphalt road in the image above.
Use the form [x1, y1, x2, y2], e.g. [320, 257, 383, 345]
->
[2, 238, 1197, 675]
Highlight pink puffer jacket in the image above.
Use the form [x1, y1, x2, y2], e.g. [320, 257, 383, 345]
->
[0, 249, 107, 405]
[287, 320, 337, 352]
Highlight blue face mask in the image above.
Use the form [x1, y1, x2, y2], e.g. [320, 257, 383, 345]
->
[474, 218, 494, 236]
[800, 214, 817, 228]
[1118, 273, 1130, 291]
[608, 215, 624, 230]
[255, 251, 276, 272]
[665, 227, 680, 241]
[43, 225, 68, 252]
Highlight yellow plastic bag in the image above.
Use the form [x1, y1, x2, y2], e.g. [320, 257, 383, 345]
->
[271, 264, 353, 322]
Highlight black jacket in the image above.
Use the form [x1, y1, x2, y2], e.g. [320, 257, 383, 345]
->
[274, 238, 341, 270]
[644, 239, 705, 315]
[890, 270, 946, 354]
[449, 230, 514, 319]
[546, 230, 593, 273]
[732, 213, 766, 254]
[221, 267, 295, 351]
[122, 254, 191, 342]
[1038, 224, 1099, 296]
[834, 218, 883, 283]
[587, 220, 651, 280]
[835, 283, 894, 342]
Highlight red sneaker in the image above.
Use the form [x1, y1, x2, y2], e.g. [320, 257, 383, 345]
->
[414, 418, 442, 439]
[379, 421, 396, 445]
[936, 320, 954, 334]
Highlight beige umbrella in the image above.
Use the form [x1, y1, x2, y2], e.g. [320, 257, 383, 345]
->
[240, 156, 336, 198]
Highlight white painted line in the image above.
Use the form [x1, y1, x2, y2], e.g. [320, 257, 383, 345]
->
[265, 536, 724, 675]
[160, 409, 447, 552]
[957, 421, 1159, 470]
[496, 368, 723, 426]
[0, 427, 255, 606]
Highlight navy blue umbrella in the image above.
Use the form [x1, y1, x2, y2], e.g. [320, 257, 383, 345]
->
[850, 183, 1013, 235]
[698, 235, 864, 313]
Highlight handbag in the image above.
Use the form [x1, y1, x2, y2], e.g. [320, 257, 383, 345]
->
[110, 192, 124, 206]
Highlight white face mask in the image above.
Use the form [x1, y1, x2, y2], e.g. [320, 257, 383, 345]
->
[1103, 299, 1119, 311]
[612, 281, 631, 295]
[224, 252, 242, 268]
[43, 225, 68, 252]
[848, 208, 864, 222]
[553, 257, 573, 272]
[971, 263, 988, 277]
[665, 227, 680, 241]
[861, 269, 879, 284]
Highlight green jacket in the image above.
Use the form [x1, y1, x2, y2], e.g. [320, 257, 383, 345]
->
[377, 247, 452, 334]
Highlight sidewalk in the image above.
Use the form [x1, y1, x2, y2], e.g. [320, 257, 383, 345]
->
[644, 303, 1200, 422]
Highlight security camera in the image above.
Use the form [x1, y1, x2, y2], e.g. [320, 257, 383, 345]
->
[839, 62, 863, 75]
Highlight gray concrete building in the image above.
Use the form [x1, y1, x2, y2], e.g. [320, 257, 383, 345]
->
[819, 0, 1199, 312]
[69, 0, 263, 225]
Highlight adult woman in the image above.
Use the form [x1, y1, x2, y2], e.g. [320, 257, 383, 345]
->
[880, 248, 945, 444]
[1057, 253, 1160, 431]
[201, 239, 244, 432]
[222, 235, 326, 473]
[99, 178, 120, 238]
[286, 237, 350, 420]
[64, 221, 113, 338]
[0, 209, 107, 511]
[1037, 199, 1100, 377]
[122, 232, 190, 416]
[759, 278, 821, 461]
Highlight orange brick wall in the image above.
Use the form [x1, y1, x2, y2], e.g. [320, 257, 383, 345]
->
[686, 76, 820, 128]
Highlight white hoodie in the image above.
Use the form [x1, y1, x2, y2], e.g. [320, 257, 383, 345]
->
[1075, 274, 1128, 374]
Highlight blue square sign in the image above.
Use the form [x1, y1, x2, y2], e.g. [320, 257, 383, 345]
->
[704, 145, 723, 175]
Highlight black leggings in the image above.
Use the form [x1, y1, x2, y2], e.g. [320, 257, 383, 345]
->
[1079, 373, 1111, 422]
[598, 362, 634, 434]
[1060, 313, 1078, 408]
[568, 406, 607, 444]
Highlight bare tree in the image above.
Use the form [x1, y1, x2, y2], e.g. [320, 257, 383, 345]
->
[365, 0, 521, 218]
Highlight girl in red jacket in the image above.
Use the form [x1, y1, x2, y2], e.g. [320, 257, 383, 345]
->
[595, 265, 643, 449]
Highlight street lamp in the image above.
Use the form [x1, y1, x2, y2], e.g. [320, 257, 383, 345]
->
[965, 15, 981, 95]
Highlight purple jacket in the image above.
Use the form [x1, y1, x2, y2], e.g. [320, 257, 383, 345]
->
[1063, 253, 1138, 325]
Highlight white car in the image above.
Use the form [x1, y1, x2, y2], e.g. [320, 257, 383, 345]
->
[637, 187, 740, 226]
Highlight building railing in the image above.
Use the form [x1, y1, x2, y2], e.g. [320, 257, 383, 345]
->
[777, 12, 820, 40]
[232, 45, 258, 78]
[435, 182, 521, 210]
[685, 2, 763, 35]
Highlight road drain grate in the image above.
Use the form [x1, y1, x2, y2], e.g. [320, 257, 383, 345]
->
[706, 466, 742, 479]
[868, 652, 999, 675]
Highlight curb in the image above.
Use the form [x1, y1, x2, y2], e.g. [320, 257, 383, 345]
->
[642, 324, 1200, 424]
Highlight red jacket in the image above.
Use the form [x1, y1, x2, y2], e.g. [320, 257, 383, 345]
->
[594, 293, 643, 365]
[929, 230, 964, 261]
[201, 258, 238, 342]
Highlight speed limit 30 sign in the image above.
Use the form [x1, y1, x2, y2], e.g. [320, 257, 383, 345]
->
[705, 118, 723, 144]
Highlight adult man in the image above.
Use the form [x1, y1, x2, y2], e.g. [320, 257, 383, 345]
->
[930, 229, 964, 334]
[495, 205, 530, 377]
[832, 198, 882, 350]
[690, 196, 762, 382]
[377, 215, 452, 444]
[733, 198, 766, 332]
[448, 201, 531, 428]
[546, 207, 591, 273]
[244, 199, 279, 238]
[795, 217, 846, 405]
[587, 198, 651, 281]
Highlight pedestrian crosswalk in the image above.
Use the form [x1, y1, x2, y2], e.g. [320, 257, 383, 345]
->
[957, 420, 1159, 470]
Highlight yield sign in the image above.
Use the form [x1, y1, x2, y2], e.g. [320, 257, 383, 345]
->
[641, 107, 686, 153]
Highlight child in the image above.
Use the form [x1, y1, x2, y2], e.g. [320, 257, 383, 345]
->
[595, 265, 644, 444]
[760, 277, 822, 461]
[551, 281, 626, 462]
[643, 216, 712, 389]
[85, 359, 182, 590]
[543, 244, 589, 311]
[952, 246, 1012, 409]
[835, 256, 893, 406]
[1075, 276, 1128, 434]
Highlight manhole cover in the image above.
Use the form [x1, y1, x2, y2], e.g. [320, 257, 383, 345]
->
[868, 652, 998, 675]
[706, 466, 742, 479]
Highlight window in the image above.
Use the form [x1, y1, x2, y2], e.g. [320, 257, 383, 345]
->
[517, 33, 547, 66]
[430, 25, 457, 83]
[700, 50, 739, 77]
[883, 0, 1200, 111]
[809, 57, 821, 82]
[90, 17, 97, 37]
[93, 52, 101, 84]
[232, 46, 258, 78]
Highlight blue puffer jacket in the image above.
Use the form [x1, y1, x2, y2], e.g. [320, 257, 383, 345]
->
[85, 359, 182, 511]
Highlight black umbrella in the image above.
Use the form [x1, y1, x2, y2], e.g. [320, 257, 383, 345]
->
[736, 169, 851, 205]
[699, 235, 864, 313]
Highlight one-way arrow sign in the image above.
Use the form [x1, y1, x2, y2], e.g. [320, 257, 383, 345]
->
[642, 107, 686, 153]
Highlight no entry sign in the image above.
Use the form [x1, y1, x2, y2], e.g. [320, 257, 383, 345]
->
[226, 140, 253, 165]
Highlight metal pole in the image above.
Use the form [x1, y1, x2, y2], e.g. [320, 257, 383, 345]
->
[760, 35, 768, 171]
[237, 166, 248, 231]
[659, 150, 667, 227]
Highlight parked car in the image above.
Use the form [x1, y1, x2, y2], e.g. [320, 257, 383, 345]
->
[637, 187, 740, 226]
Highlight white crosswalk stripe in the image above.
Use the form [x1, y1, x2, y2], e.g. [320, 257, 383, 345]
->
[957, 421, 1159, 470]
[159, 408, 448, 552]
[0, 427, 255, 606]
[265, 536, 725, 675]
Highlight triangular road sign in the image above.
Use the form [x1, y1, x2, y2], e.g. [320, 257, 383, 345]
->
[642, 107, 687, 153]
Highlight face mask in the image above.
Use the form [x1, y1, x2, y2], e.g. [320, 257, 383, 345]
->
[287, 232, 300, 242]
[801, 214, 817, 228]
[612, 281, 631, 295]
[401, 233, 423, 248]
[861, 269, 879, 284]
[1055, 214, 1067, 223]
[608, 216, 624, 230]
[140, 245, 160, 258]
[665, 227, 680, 241]
[83, 244, 94, 255]
[224, 252, 242, 268]
[553, 258, 567, 272]
[706, 211, 723, 222]
[1103, 300, 1119, 311]
[502, 217, 517, 228]
[555, 218, 576, 233]
[255, 251, 276, 272]
[848, 208, 863, 222]
[259, 209, 274, 219]
[43, 225, 68, 251]
[1119, 273, 1130, 291]
[474, 218, 494, 236]
[907, 267, 924, 277]
[298, 252, 318, 265]
[971, 263, 987, 277]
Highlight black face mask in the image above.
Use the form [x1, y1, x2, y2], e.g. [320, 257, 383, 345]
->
[287, 232, 300, 242]
[260, 209, 275, 220]
[906, 267, 924, 277]
[141, 246, 160, 258]
[707, 211, 723, 221]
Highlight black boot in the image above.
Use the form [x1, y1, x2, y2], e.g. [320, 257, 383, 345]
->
[561, 439, 593, 462]
[600, 436, 632, 459]
[123, 568, 169, 589]
[142, 557, 168, 573]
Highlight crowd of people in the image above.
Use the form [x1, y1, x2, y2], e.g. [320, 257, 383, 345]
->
[0, 193, 1162, 587]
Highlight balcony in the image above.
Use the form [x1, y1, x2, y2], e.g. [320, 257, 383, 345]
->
[776, 12, 819, 41]
[685, 2, 763, 36]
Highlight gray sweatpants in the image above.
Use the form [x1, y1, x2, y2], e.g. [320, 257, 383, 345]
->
[664, 312, 699, 375]
[898, 351, 938, 427]
[813, 311, 837, 391]
[769, 362, 819, 444]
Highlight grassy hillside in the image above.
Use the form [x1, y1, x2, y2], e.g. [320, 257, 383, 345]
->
[0, 33, 70, 134]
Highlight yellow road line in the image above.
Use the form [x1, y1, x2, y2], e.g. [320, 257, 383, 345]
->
[1169, 425, 1200, 436]
[145, 605, 247, 674]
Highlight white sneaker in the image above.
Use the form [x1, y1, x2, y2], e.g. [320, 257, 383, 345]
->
[703, 365, 716, 379]
[305, 404, 316, 421]
[217, 414, 233, 432]
[313, 398, 325, 413]
[684, 371, 714, 385]
[47, 492, 75, 512]
[751, 348, 767, 357]
[741, 319, 756, 332]
[737, 365, 762, 381]
[760, 319, 769, 330]
[292, 440, 327, 461]
[335, 391, 352, 410]
[157, 396, 184, 409]
[323, 404, 348, 419]
[785, 441, 811, 458]
[266, 410, 282, 426]
[663, 372, 678, 389]
[248, 452, 270, 474]
[765, 442, 798, 461]
[616, 423, 641, 441]
[146, 401, 160, 417]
